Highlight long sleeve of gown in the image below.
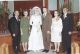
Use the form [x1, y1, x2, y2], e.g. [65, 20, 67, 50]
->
[51, 19, 53, 32]
[39, 17, 42, 25]
[30, 16, 33, 25]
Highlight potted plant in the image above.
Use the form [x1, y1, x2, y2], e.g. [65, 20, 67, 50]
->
[0, 3, 11, 34]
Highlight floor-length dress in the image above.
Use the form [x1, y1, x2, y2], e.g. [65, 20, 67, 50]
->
[28, 15, 44, 51]
[51, 18, 63, 42]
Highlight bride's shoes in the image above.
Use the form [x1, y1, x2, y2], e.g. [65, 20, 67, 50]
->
[33, 50, 40, 52]
[33, 50, 37, 52]
[53, 49, 56, 52]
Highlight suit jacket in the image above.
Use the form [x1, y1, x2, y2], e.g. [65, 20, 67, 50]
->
[42, 13, 52, 32]
[61, 13, 73, 34]
[8, 16, 20, 36]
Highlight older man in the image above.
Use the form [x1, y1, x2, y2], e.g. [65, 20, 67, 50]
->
[8, 11, 21, 54]
[61, 8, 73, 54]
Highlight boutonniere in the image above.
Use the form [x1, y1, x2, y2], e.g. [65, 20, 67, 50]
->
[64, 13, 67, 18]
[65, 15, 67, 18]
[64, 15, 67, 18]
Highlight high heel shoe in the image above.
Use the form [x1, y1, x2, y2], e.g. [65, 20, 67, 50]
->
[24, 51, 27, 53]
[56, 49, 59, 53]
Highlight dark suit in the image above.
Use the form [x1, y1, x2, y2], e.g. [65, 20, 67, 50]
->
[8, 16, 21, 54]
[61, 13, 73, 54]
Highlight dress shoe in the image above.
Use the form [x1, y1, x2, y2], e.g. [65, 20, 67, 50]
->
[24, 51, 27, 53]
[42, 49, 49, 53]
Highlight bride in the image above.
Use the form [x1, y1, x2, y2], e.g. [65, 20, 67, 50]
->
[28, 6, 44, 52]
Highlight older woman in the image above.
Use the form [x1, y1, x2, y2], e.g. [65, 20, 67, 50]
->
[28, 6, 44, 52]
[51, 11, 63, 52]
[20, 10, 29, 53]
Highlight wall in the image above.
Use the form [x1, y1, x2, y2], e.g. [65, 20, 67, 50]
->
[7, 1, 42, 17]
[71, 0, 79, 13]
[6, 0, 80, 17]
[48, 0, 57, 11]
[79, 0, 80, 12]
[71, 0, 80, 30]
[8, 1, 14, 18]
[14, 1, 43, 11]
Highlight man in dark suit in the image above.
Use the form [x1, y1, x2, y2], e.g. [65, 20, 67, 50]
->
[61, 8, 73, 54]
[8, 11, 21, 54]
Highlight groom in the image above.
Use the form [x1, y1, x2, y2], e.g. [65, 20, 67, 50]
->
[42, 8, 52, 53]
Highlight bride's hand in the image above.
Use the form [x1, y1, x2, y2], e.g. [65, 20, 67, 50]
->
[37, 28, 40, 32]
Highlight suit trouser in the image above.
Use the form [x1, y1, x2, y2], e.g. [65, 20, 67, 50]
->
[12, 35, 21, 53]
[43, 32, 51, 50]
[62, 33, 71, 54]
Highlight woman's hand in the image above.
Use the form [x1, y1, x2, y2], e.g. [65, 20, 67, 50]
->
[21, 29, 23, 35]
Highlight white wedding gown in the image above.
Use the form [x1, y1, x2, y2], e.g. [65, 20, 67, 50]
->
[28, 15, 44, 51]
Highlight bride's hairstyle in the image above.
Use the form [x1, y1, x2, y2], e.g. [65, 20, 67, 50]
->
[32, 6, 42, 16]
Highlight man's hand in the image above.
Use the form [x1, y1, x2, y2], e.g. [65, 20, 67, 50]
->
[47, 31, 51, 34]
[13, 34, 15, 37]
[68, 32, 72, 35]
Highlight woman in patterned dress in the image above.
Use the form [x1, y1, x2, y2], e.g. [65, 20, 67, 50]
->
[51, 11, 63, 52]
[20, 10, 30, 53]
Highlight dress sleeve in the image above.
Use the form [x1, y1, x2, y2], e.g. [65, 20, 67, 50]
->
[30, 16, 33, 25]
[51, 18, 53, 32]
[39, 16, 42, 25]
[59, 18, 63, 32]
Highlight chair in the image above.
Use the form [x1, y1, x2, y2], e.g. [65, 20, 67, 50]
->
[71, 42, 79, 54]
[0, 43, 9, 54]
